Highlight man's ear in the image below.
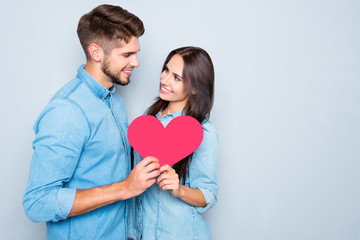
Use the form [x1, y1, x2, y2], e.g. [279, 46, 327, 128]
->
[88, 43, 104, 62]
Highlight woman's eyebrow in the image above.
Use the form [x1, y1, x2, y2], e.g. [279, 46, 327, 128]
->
[173, 73, 183, 79]
[166, 64, 183, 79]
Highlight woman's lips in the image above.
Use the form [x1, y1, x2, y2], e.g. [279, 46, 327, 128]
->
[161, 86, 172, 93]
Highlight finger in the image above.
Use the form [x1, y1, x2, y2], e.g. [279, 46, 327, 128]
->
[161, 185, 174, 191]
[144, 162, 160, 173]
[159, 171, 179, 183]
[159, 178, 178, 188]
[159, 164, 172, 173]
[138, 156, 159, 168]
[158, 179, 170, 189]
[157, 173, 166, 183]
[146, 169, 161, 180]
[160, 181, 177, 190]
[157, 173, 173, 184]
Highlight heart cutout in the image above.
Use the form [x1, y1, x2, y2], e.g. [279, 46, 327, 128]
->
[127, 115, 203, 167]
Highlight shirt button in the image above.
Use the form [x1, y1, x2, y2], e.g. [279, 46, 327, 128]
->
[100, 96, 103, 99]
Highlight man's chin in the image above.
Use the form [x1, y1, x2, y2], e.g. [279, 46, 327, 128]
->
[113, 78, 130, 86]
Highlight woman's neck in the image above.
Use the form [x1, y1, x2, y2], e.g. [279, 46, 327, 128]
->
[160, 102, 186, 118]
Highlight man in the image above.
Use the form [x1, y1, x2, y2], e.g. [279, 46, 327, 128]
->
[23, 4, 160, 240]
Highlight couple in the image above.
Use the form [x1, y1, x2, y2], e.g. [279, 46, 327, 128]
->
[23, 4, 218, 240]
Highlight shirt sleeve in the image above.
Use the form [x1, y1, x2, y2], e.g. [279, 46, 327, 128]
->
[23, 98, 90, 222]
[188, 121, 219, 213]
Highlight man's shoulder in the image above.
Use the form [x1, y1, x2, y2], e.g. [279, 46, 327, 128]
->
[33, 95, 89, 134]
[50, 76, 97, 111]
[52, 77, 84, 101]
[35, 77, 89, 127]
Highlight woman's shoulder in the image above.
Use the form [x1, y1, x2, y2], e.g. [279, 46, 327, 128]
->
[200, 119, 218, 143]
[201, 119, 217, 133]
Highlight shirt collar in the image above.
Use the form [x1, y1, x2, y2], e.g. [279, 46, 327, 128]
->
[156, 108, 185, 120]
[77, 65, 116, 100]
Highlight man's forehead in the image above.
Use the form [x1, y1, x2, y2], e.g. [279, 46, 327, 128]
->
[113, 37, 140, 53]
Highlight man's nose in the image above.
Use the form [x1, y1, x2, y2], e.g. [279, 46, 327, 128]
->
[131, 55, 140, 68]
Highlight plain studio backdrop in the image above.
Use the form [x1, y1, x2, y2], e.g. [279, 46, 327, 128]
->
[0, 0, 359, 239]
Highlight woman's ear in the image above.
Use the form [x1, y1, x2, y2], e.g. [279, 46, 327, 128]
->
[87, 43, 104, 62]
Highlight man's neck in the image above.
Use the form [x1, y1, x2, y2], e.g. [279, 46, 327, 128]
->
[84, 62, 113, 90]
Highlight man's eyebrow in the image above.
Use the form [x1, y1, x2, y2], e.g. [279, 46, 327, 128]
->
[122, 49, 140, 55]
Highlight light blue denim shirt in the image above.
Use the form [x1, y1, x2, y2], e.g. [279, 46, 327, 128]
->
[23, 65, 131, 240]
[127, 109, 218, 240]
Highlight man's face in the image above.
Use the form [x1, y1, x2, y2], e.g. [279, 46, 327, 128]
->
[101, 36, 140, 86]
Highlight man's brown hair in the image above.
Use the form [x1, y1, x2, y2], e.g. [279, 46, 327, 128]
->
[77, 4, 144, 59]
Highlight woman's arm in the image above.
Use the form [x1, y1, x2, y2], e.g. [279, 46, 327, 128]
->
[157, 164, 206, 207]
[157, 122, 218, 210]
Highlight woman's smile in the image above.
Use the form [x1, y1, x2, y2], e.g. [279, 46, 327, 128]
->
[160, 85, 172, 93]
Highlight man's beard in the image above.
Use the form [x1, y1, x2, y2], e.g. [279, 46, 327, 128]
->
[101, 58, 130, 86]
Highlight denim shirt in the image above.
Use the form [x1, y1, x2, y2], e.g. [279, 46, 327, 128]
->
[23, 65, 131, 240]
[127, 109, 218, 240]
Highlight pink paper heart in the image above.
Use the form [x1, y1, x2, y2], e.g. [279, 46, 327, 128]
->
[127, 115, 203, 167]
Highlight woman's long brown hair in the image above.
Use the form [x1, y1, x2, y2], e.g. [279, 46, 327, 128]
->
[146, 46, 215, 184]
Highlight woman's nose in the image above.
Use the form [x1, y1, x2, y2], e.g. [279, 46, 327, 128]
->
[160, 73, 171, 85]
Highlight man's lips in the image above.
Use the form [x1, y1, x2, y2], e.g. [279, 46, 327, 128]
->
[122, 68, 133, 76]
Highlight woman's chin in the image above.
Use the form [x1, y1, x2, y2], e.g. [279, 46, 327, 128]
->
[159, 93, 169, 101]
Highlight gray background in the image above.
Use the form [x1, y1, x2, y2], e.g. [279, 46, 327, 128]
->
[1, 0, 359, 239]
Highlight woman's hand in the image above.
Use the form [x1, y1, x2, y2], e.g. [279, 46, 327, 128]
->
[157, 164, 207, 207]
[157, 164, 183, 197]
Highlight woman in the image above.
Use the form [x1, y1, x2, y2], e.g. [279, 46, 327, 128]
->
[127, 46, 218, 240]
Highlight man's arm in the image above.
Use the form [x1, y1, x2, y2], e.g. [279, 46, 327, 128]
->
[23, 99, 160, 222]
[23, 99, 89, 222]
[68, 156, 160, 217]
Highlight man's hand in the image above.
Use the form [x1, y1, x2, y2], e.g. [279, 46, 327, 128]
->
[123, 156, 161, 198]
[68, 156, 160, 217]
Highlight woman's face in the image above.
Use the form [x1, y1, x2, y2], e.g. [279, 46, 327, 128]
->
[159, 54, 188, 107]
